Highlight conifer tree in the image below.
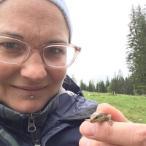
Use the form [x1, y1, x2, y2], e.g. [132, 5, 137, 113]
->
[127, 5, 146, 94]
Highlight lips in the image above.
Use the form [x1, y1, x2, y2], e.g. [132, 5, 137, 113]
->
[10, 84, 48, 91]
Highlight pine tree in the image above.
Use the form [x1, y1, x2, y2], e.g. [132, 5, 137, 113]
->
[80, 80, 87, 90]
[105, 78, 110, 92]
[127, 5, 146, 94]
[98, 81, 106, 93]
[88, 80, 95, 92]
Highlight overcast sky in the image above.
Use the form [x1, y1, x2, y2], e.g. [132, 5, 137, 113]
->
[65, 0, 146, 83]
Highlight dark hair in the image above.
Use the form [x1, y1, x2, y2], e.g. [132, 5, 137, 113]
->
[0, 0, 5, 4]
[63, 75, 84, 96]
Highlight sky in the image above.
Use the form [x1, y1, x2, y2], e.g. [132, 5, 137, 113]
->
[65, 0, 146, 83]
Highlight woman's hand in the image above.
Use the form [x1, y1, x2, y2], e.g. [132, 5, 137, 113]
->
[79, 103, 146, 146]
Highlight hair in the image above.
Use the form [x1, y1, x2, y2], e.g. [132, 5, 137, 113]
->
[0, 0, 71, 42]
[0, 0, 5, 4]
[48, 0, 71, 42]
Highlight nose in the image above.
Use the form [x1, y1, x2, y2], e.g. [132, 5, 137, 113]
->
[20, 53, 48, 81]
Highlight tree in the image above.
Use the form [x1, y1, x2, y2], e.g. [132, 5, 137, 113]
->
[109, 71, 125, 94]
[80, 80, 87, 91]
[124, 76, 134, 95]
[105, 77, 110, 92]
[95, 82, 99, 92]
[109, 77, 118, 94]
[88, 80, 95, 92]
[127, 5, 146, 94]
[98, 81, 106, 93]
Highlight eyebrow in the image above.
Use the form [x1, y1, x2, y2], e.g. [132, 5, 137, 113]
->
[0, 32, 24, 40]
[46, 40, 68, 44]
[0, 31, 68, 44]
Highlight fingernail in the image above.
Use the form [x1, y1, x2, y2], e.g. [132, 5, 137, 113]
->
[85, 140, 91, 146]
[81, 121, 97, 138]
[80, 137, 91, 146]
[81, 140, 91, 146]
[87, 123, 97, 138]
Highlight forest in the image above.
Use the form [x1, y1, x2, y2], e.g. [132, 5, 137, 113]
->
[79, 5, 146, 95]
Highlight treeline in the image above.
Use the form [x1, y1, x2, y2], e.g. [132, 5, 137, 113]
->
[80, 5, 146, 95]
[80, 72, 134, 95]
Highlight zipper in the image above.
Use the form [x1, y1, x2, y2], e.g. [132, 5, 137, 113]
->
[28, 114, 40, 146]
[28, 114, 36, 133]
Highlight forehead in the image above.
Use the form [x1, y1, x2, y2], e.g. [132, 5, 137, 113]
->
[0, 0, 69, 42]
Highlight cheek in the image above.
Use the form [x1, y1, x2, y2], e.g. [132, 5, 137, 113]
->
[48, 68, 66, 83]
[0, 64, 18, 81]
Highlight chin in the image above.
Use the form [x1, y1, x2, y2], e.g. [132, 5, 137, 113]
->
[12, 101, 45, 113]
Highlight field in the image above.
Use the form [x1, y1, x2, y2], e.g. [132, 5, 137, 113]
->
[84, 91, 146, 123]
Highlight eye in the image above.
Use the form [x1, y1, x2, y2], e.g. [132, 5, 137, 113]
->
[49, 46, 66, 55]
[45, 46, 66, 58]
[0, 42, 20, 50]
[0, 40, 26, 56]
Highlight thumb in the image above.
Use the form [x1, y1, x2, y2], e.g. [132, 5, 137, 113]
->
[97, 103, 128, 122]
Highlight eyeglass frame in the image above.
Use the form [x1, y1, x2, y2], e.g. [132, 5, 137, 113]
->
[0, 35, 81, 68]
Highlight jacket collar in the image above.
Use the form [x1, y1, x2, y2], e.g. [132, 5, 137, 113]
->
[0, 89, 97, 134]
[0, 89, 65, 133]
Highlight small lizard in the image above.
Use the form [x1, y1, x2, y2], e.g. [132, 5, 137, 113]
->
[87, 112, 113, 125]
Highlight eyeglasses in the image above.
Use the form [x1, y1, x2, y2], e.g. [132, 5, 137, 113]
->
[0, 36, 81, 68]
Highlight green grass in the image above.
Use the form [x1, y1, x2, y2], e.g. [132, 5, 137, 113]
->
[84, 91, 146, 123]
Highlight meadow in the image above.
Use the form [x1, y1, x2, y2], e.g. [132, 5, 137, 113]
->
[84, 91, 146, 123]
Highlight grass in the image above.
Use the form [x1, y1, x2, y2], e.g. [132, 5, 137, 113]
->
[84, 91, 146, 123]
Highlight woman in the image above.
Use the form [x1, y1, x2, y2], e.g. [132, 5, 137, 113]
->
[0, 0, 97, 145]
[0, 0, 145, 146]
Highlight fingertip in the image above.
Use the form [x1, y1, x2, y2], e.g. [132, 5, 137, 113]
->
[97, 103, 113, 113]
[79, 121, 89, 134]
[79, 137, 91, 146]
[97, 103, 128, 122]
[80, 121, 96, 137]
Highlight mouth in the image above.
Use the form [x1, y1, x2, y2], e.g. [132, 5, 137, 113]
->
[10, 84, 48, 91]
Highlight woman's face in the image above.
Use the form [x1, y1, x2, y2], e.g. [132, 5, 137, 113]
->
[0, 0, 69, 113]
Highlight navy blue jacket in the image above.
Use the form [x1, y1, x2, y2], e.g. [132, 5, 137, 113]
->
[0, 89, 97, 146]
